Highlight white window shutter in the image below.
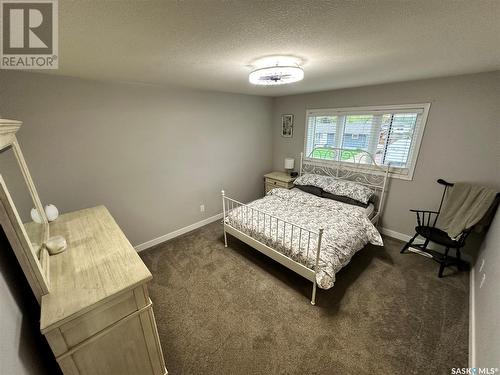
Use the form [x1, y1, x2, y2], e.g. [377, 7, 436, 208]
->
[304, 104, 430, 180]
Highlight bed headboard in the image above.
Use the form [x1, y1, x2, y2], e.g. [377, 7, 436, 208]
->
[299, 147, 390, 223]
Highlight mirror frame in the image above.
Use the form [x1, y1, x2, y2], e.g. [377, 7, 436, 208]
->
[0, 119, 50, 302]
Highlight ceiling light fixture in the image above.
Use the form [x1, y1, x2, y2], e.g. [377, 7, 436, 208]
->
[249, 64, 304, 86]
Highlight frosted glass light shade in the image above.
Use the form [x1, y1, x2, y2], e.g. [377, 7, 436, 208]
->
[249, 66, 304, 86]
[284, 158, 295, 170]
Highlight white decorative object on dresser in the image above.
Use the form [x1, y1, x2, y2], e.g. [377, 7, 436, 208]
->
[264, 171, 296, 193]
[0, 119, 167, 375]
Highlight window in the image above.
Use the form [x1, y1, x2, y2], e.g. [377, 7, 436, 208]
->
[304, 103, 430, 180]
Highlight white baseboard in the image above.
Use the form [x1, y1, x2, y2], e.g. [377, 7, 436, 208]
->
[379, 227, 412, 242]
[135, 213, 223, 252]
[469, 265, 476, 368]
[379, 226, 441, 251]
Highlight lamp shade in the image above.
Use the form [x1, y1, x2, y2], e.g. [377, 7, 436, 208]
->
[284, 158, 295, 170]
[249, 66, 304, 86]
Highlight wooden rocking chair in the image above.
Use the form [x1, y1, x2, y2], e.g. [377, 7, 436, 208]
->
[400, 179, 471, 277]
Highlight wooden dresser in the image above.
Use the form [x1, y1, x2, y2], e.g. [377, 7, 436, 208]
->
[0, 119, 167, 375]
[40, 206, 166, 375]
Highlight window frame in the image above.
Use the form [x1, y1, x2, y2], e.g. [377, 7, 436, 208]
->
[303, 103, 431, 180]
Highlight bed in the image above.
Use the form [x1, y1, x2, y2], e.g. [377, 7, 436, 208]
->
[222, 148, 390, 305]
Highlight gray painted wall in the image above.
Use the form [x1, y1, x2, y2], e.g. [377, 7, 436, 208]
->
[473, 208, 500, 367]
[0, 71, 273, 246]
[272, 72, 500, 245]
[0, 231, 58, 375]
[0, 261, 40, 375]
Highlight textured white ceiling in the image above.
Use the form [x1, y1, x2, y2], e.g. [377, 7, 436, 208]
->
[43, 0, 499, 96]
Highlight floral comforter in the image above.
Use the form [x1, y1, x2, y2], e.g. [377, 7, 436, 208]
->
[225, 188, 383, 289]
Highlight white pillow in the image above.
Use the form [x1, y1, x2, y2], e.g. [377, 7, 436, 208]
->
[294, 173, 332, 189]
[294, 173, 374, 204]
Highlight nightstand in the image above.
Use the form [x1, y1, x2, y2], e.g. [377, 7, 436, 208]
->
[264, 172, 296, 193]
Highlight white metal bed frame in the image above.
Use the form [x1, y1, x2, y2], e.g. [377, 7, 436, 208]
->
[222, 148, 390, 305]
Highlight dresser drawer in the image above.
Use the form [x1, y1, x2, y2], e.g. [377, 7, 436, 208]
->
[266, 179, 289, 188]
[45, 284, 166, 375]
[59, 290, 139, 349]
[49, 285, 149, 352]
[57, 304, 164, 375]
[264, 172, 296, 194]
[265, 183, 285, 193]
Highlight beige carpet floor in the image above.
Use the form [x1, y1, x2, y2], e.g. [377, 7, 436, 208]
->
[140, 221, 469, 375]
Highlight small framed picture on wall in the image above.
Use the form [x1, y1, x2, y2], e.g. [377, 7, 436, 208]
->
[281, 114, 294, 138]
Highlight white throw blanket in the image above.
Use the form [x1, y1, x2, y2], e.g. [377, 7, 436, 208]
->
[436, 183, 497, 238]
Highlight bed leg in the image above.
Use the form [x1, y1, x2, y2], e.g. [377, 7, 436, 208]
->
[311, 228, 323, 306]
[311, 280, 317, 306]
[221, 190, 228, 247]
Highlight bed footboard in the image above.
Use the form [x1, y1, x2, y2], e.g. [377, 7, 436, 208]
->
[221, 190, 323, 305]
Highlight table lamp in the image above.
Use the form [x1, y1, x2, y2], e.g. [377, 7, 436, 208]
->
[284, 157, 295, 175]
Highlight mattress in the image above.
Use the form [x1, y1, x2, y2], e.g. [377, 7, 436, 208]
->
[365, 203, 375, 218]
[225, 188, 383, 289]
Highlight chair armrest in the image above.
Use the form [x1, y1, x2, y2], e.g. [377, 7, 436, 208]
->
[410, 209, 439, 227]
[437, 179, 454, 187]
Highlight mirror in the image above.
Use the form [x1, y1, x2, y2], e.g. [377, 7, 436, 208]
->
[0, 146, 47, 258]
[0, 119, 50, 301]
